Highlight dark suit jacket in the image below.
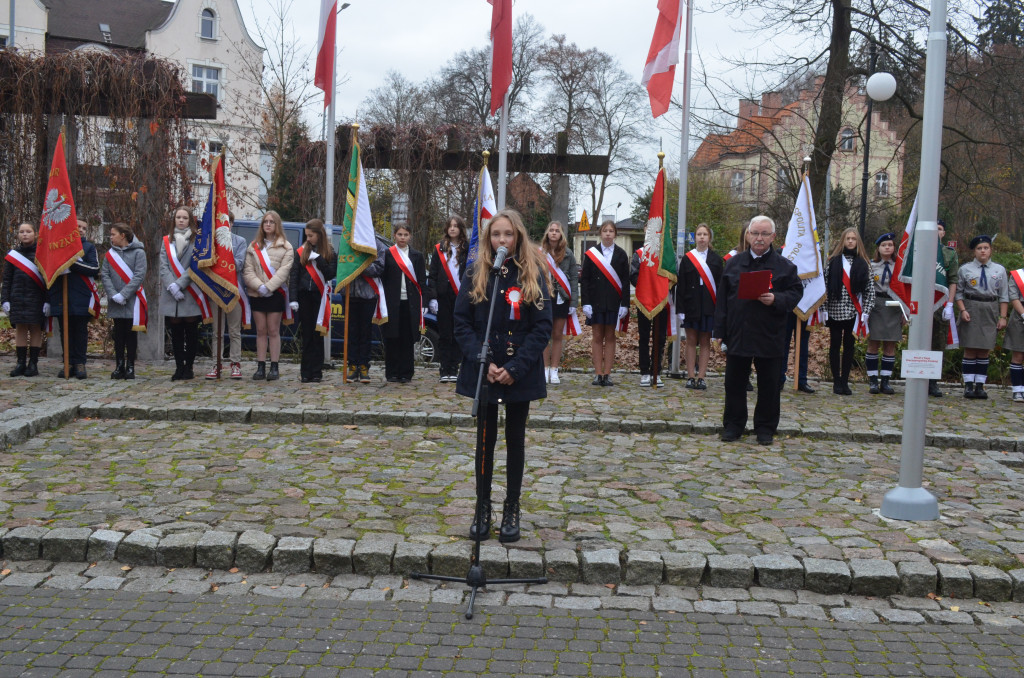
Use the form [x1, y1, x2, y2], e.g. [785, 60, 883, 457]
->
[427, 241, 467, 303]
[580, 245, 630, 312]
[381, 246, 426, 339]
[47, 239, 99, 317]
[676, 249, 725, 319]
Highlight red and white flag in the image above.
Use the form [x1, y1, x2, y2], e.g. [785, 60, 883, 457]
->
[488, 0, 513, 116]
[314, 0, 337, 108]
[36, 132, 83, 287]
[642, 0, 684, 118]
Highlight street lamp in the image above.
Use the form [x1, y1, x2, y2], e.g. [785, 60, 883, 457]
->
[857, 40, 896, 240]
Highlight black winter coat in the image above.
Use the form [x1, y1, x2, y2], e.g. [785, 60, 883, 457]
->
[580, 245, 630, 312]
[427, 241, 467, 303]
[288, 247, 338, 299]
[454, 262, 552, 404]
[381, 246, 426, 339]
[712, 246, 802, 357]
[47, 240, 99, 318]
[676, 249, 724, 320]
[2, 242, 47, 325]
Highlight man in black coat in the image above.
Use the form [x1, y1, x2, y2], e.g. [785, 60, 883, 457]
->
[713, 216, 803, 445]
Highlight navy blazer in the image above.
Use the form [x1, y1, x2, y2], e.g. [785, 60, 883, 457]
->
[47, 239, 99, 317]
[580, 245, 630, 312]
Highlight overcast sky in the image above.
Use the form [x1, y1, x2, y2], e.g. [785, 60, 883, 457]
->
[244, 0, 764, 221]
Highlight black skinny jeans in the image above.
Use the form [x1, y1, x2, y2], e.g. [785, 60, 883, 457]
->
[475, 400, 530, 503]
[297, 289, 325, 379]
[828, 317, 856, 384]
[112, 318, 137, 363]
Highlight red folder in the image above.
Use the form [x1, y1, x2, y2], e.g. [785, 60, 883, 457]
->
[738, 270, 773, 300]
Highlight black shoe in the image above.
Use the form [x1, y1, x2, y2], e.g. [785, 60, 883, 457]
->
[964, 383, 976, 399]
[359, 365, 371, 383]
[498, 498, 521, 543]
[267, 363, 280, 381]
[469, 499, 492, 541]
[880, 376, 894, 395]
[111, 361, 126, 380]
[929, 380, 943, 397]
[603, 375, 614, 387]
[252, 361, 266, 380]
[696, 378, 707, 390]
[842, 384, 853, 396]
[798, 383, 815, 394]
[869, 376, 880, 395]
[347, 366, 360, 381]
[833, 382, 844, 395]
[56, 366, 72, 379]
[746, 380, 754, 392]
[124, 362, 135, 380]
[720, 428, 742, 442]
[756, 431, 774, 446]
[592, 375, 603, 386]
[974, 384, 988, 400]
[24, 360, 38, 377]
[685, 378, 696, 389]
[10, 361, 26, 377]
[301, 376, 311, 383]
[386, 376, 400, 383]
[74, 364, 87, 380]
[181, 365, 194, 380]
[311, 375, 322, 383]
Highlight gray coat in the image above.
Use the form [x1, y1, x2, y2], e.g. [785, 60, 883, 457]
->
[341, 235, 388, 300]
[100, 238, 147, 320]
[159, 233, 205, 318]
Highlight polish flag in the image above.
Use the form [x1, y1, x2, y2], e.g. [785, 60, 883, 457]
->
[642, 0, 684, 118]
[488, 0, 513, 116]
[314, 0, 337, 108]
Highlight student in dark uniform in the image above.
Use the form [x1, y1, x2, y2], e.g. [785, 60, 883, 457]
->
[288, 218, 337, 383]
[824, 228, 875, 395]
[580, 220, 630, 386]
[381, 223, 426, 383]
[49, 221, 100, 379]
[865, 232, 904, 395]
[2, 223, 47, 377]
[675, 223, 723, 389]
[955, 235, 1008, 399]
[454, 208, 552, 543]
[427, 215, 468, 383]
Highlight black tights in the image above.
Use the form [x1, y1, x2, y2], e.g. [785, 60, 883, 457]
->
[475, 401, 530, 503]
[828, 318, 856, 384]
[112, 319, 138, 363]
[167, 317, 200, 367]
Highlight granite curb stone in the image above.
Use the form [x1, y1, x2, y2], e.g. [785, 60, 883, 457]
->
[849, 558, 899, 596]
[157, 532, 201, 568]
[582, 549, 622, 584]
[898, 560, 938, 597]
[273, 536, 314, 574]
[86, 530, 124, 561]
[705, 554, 754, 588]
[803, 558, 851, 594]
[235, 530, 276, 572]
[3, 526, 49, 560]
[937, 563, 975, 598]
[40, 527, 92, 562]
[969, 565, 1013, 602]
[195, 531, 238, 571]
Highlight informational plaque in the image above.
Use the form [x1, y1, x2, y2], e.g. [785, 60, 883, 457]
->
[900, 350, 944, 379]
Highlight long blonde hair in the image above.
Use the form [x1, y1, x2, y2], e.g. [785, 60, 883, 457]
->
[541, 221, 567, 264]
[469, 209, 548, 304]
[829, 226, 870, 262]
[254, 210, 285, 248]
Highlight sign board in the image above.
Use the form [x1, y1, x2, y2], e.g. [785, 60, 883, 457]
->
[578, 210, 590, 232]
[685, 232, 695, 245]
[900, 350, 944, 380]
[946, 240, 957, 248]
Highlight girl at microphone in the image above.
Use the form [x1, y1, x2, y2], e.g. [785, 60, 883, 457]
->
[454, 209, 552, 543]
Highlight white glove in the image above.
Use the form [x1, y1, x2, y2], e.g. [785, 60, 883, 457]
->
[309, 251, 319, 260]
[421, 307, 428, 319]
[861, 311, 869, 325]
[168, 282, 181, 297]
[111, 293, 126, 305]
[618, 306, 629, 320]
[428, 299, 438, 314]
[582, 305, 593, 319]
[258, 284, 270, 297]
[1, 302, 9, 313]
[677, 313, 685, 325]
[569, 306, 578, 316]
[43, 303, 50, 316]
[942, 301, 954, 322]
[289, 301, 299, 312]
[720, 342, 728, 353]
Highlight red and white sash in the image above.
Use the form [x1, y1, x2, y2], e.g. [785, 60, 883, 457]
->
[685, 249, 717, 305]
[564, 307, 582, 337]
[724, 249, 738, 262]
[237, 287, 252, 329]
[252, 243, 293, 325]
[435, 243, 461, 294]
[104, 250, 148, 332]
[1012, 269, 1024, 300]
[544, 250, 572, 303]
[585, 247, 627, 333]
[389, 245, 425, 334]
[4, 250, 45, 289]
[362, 275, 389, 323]
[841, 257, 867, 337]
[297, 246, 330, 336]
[667, 294, 678, 340]
[163, 236, 212, 321]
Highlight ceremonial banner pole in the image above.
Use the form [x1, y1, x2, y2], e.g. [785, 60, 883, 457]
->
[62, 276, 70, 378]
[215, 307, 223, 379]
[496, 92, 509, 209]
[671, 0, 693, 377]
[343, 285, 351, 384]
[793, 321, 802, 392]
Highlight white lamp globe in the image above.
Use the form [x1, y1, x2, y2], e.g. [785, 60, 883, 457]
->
[866, 72, 897, 102]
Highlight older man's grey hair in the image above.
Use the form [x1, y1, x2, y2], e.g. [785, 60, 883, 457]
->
[748, 215, 775, 233]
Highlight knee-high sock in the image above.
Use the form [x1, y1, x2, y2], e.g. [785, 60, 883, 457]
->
[976, 358, 989, 385]
[881, 355, 895, 378]
[865, 352, 879, 378]
[962, 358, 976, 383]
[1010, 363, 1024, 393]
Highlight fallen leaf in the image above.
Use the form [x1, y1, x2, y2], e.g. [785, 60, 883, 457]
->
[271, 586, 278, 589]
[604, 584, 615, 589]
[979, 601, 991, 607]
[229, 567, 239, 573]
[322, 584, 329, 589]
[343, 425, 358, 430]
[1, 569, 10, 576]
[121, 566, 132, 571]
[951, 606, 960, 612]
[639, 621, 647, 625]
[927, 593, 941, 600]
[211, 585, 219, 592]
[383, 587, 391, 592]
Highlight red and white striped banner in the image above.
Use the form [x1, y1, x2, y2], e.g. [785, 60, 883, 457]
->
[435, 243, 461, 294]
[362, 275, 389, 324]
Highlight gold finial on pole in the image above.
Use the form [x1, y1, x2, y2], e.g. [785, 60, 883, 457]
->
[482, 149, 490, 167]
[657, 150, 666, 169]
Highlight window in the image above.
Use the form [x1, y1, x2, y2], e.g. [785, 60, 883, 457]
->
[184, 139, 199, 180]
[200, 9, 216, 39]
[874, 171, 889, 197]
[776, 169, 789, 194]
[0, 36, 8, 48]
[192, 65, 220, 99]
[730, 171, 744, 197]
[839, 128, 856, 152]
[104, 131, 126, 167]
[749, 170, 758, 197]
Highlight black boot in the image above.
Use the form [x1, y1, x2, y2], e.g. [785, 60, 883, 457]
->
[974, 383, 988, 399]
[25, 347, 40, 377]
[10, 347, 27, 377]
[928, 380, 943, 397]
[880, 376, 894, 395]
[74, 364, 87, 380]
[267, 362, 280, 381]
[124, 361, 135, 380]
[469, 498, 492, 541]
[252, 361, 266, 380]
[964, 382, 976, 399]
[110, 360, 126, 380]
[498, 498, 521, 543]
[868, 375, 880, 395]
[171, 361, 184, 381]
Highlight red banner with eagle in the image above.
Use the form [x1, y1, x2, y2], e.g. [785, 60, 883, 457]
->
[36, 132, 83, 288]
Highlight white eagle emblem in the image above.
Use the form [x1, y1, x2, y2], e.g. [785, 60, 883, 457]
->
[640, 216, 663, 267]
[214, 223, 234, 251]
[42, 189, 72, 230]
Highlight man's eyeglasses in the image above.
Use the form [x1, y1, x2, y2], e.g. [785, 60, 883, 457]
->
[748, 231, 773, 239]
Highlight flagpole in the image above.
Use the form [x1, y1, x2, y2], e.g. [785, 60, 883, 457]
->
[342, 285, 351, 384]
[62, 276, 70, 379]
[322, 6, 342, 372]
[215, 307, 222, 379]
[496, 92, 509, 209]
[793, 321, 802, 392]
[670, 0, 694, 377]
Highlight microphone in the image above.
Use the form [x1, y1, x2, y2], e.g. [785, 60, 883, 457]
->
[491, 246, 509, 272]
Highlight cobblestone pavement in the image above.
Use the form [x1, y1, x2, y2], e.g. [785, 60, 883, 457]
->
[2, 586, 1023, 677]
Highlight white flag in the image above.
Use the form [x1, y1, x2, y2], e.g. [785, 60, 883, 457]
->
[783, 174, 825, 319]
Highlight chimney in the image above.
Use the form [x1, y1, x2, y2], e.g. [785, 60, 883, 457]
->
[761, 91, 782, 114]
[737, 98, 760, 125]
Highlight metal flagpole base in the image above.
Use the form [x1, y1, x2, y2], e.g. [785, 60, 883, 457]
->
[880, 486, 939, 521]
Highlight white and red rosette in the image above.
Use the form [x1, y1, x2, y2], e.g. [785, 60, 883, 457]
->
[505, 286, 523, 320]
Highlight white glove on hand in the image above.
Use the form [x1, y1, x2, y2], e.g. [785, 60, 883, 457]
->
[942, 301, 954, 322]
[258, 284, 270, 297]
[168, 282, 180, 297]
[618, 306, 629, 321]
[1, 301, 9, 313]
[677, 313, 685, 325]
[582, 305, 593, 319]
[289, 301, 299, 312]
[309, 251, 319, 260]
[428, 299, 438, 314]
[111, 293, 126, 305]
[43, 303, 50, 316]
[861, 311, 869, 325]
[720, 342, 728, 353]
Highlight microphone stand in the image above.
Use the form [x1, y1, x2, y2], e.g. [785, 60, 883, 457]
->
[411, 263, 547, 619]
